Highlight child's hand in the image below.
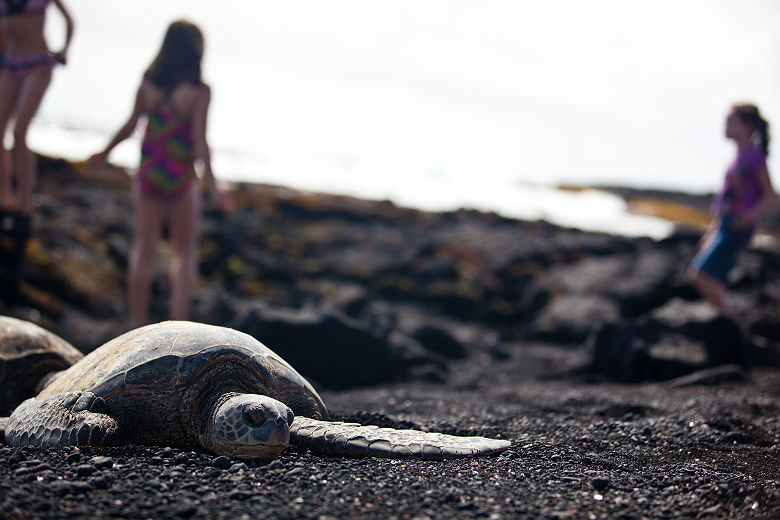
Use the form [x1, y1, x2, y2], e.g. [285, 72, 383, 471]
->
[732, 215, 754, 231]
[88, 152, 109, 168]
[209, 183, 235, 214]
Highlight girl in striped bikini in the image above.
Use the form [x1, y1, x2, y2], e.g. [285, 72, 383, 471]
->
[0, 0, 73, 296]
[90, 20, 232, 327]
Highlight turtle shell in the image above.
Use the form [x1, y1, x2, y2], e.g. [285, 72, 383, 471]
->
[36, 321, 328, 447]
[0, 315, 83, 415]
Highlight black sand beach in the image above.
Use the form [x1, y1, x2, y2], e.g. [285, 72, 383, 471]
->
[1, 156, 778, 519]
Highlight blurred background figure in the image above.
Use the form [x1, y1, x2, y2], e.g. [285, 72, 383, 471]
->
[0, 0, 73, 297]
[90, 20, 232, 327]
[690, 104, 776, 315]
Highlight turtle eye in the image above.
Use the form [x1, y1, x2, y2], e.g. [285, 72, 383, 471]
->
[243, 409, 266, 428]
[287, 409, 294, 426]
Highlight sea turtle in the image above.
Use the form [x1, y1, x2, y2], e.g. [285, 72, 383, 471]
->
[2, 321, 510, 460]
[0, 315, 83, 416]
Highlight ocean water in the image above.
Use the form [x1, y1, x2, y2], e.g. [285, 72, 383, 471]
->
[26, 0, 780, 237]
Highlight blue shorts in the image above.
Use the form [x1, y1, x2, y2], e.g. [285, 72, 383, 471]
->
[690, 217, 752, 284]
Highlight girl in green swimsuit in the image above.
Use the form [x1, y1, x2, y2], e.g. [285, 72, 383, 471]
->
[90, 20, 232, 327]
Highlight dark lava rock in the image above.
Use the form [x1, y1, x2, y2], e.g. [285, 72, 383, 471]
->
[530, 294, 620, 344]
[410, 325, 468, 359]
[680, 315, 747, 367]
[229, 303, 411, 389]
[0, 155, 778, 520]
[578, 320, 698, 382]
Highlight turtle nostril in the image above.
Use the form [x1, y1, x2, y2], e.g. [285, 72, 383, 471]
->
[243, 409, 266, 428]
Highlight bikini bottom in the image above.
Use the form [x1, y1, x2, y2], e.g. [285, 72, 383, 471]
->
[1, 51, 57, 80]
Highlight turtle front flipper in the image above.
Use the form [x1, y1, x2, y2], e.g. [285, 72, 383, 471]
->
[290, 417, 511, 460]
[5, 392, 118, 448]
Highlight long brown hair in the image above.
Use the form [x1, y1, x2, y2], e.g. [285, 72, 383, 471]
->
[144, 20, 204, 93]
[732, 103, 771, 157]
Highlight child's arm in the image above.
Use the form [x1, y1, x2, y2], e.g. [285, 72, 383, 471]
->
[736, 166, 777, 229]
[89, 85, 145, 166]
[697, 218, 718, 251]
[51, 0, 74, 64]
[191, 85, 233, 212]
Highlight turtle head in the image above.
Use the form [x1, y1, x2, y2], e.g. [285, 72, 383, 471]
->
[208, 394, 294, 460]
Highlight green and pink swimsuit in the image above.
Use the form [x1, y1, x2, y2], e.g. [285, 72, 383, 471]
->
[138, 104, 196, 199]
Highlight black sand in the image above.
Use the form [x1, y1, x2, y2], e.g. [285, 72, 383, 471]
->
[0, 156, 778, 519]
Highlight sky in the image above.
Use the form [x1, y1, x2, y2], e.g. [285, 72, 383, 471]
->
[35, 0, 780, 195]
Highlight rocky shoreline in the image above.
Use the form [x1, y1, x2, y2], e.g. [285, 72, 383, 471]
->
[0, 156, 778, 518]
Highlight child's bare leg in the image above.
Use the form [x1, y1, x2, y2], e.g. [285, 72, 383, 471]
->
[12, 65, 52, 215]
[0, 72, 20, 210]
[128, 187, 164, 327]
[692, 270, 729, 315]
[168, 183, 200, 321]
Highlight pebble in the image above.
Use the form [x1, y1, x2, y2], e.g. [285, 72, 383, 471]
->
[212, 456, 232, 470]
[591, 477, 610, 491]
[174, 453, 191, 465]
[200, 468, 222, 479]
[36, 470, 58, 482]
[91, 476, 111, 489]
[91, 456, 114, 469]
[285, 467, 304, 479]
[172, 502, 198, 518]
[228, 490, 251, 500]
[145, 479, 165, 491]
[51, 480, 93, 496]
[66, 452, 82, 463]
[8, 450, 25, 463]
[75, 464, 98, 477]
[15, 463, 53, 476]
[17, 459, 44, 467]
[229, 463, 249, 473]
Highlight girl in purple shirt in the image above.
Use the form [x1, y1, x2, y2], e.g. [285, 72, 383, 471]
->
[690, 104, 776, 315]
